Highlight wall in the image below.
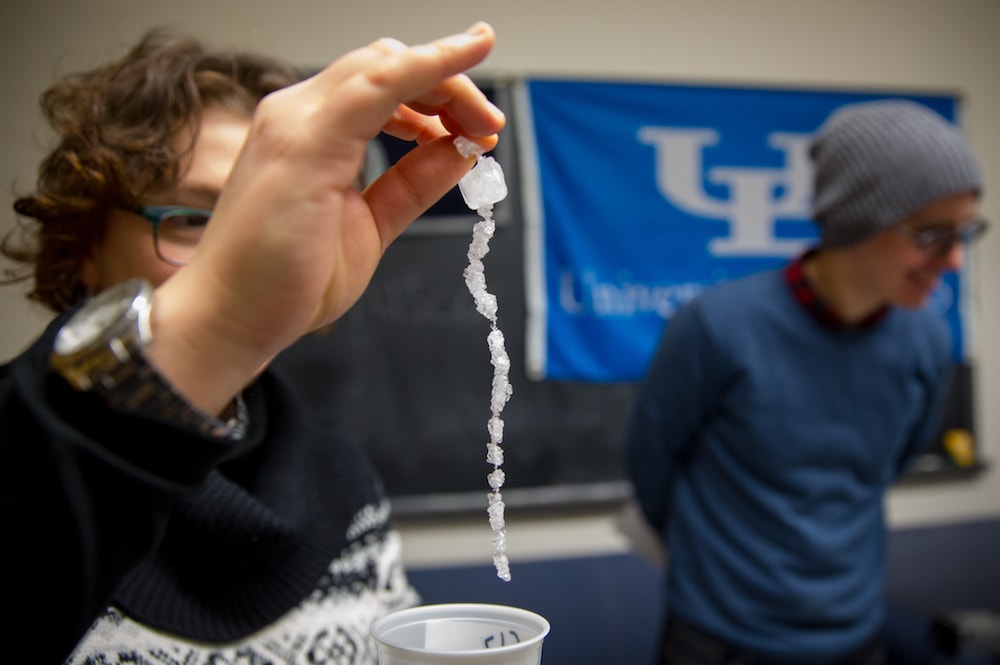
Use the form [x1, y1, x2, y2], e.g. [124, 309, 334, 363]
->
[1, 0, 998, 571]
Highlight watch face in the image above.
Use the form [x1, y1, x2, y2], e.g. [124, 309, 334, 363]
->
[53, 280, 149, 356]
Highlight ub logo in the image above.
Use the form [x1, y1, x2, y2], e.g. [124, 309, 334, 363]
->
[638, 127, 814, 257]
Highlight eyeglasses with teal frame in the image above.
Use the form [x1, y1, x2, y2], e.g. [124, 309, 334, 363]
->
[135, 205, 212, 266]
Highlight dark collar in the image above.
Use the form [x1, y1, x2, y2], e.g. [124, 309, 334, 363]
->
[784, 249, 889, 330]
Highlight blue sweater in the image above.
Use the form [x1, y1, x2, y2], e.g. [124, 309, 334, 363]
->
[625, 268, 952, 663]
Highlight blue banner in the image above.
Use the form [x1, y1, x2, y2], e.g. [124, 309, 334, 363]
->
[517, 79, 965, 381]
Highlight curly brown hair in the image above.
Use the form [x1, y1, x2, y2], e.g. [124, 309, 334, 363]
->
[1, 29, 301, 312]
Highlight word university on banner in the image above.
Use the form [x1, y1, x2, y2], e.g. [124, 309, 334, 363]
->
[516, 79, 965, 382]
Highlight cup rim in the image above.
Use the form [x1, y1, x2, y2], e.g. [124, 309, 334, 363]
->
[371, 602, 551, 656]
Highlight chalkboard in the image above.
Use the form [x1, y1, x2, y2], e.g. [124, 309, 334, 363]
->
[271, 81, 637, 515]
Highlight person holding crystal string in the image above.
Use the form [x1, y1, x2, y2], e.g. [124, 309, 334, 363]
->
[625, 100, 986, 665]
[0, 23, 504, 664]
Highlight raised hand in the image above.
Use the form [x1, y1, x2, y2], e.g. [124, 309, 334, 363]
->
[150, 23, 505, 415]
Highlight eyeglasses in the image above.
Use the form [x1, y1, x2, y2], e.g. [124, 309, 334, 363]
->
[135, 205, 212, 266]
[895, 218, 989, 257]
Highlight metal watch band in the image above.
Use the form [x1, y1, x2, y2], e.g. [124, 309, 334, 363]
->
[100, 354, 248, 439]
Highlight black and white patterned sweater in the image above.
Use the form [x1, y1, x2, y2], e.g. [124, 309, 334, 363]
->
[1, 316, 419, 664]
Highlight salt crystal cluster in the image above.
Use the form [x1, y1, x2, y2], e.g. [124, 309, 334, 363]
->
[455, 135, 512, 582]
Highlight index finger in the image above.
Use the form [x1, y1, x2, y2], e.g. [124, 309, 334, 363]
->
[402, 70, 504, 138]
[381, 104, 500, 152]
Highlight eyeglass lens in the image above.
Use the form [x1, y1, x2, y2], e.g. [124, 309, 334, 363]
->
[154, 211, 210, 265]
[916, 219, 987, 256]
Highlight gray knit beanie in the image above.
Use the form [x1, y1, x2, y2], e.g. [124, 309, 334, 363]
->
[810, 99, 981, 248]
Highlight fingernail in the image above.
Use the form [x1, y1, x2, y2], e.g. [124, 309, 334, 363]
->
[439, 23, 491, 50]
[465, 21, 490, 37]
[488, 101, 506, 121]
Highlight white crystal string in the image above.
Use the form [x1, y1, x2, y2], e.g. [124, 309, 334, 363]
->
[455, 136, 512, 581]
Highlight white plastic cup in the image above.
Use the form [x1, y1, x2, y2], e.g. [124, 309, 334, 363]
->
[371, 603, 550, 665]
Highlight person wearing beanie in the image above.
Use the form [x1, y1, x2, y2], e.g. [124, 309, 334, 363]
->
[626, 99, 986, 665]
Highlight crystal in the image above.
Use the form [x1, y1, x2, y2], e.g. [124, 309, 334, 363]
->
[459, 156, 508, 211]
[455, 136, 514, 582]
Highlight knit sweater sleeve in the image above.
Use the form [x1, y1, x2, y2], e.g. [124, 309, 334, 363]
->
[0, 317, 260, 664]
[624, 297, 730, 533]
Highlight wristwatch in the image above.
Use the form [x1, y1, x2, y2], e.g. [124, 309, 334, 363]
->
[50, 278, 247, 439]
